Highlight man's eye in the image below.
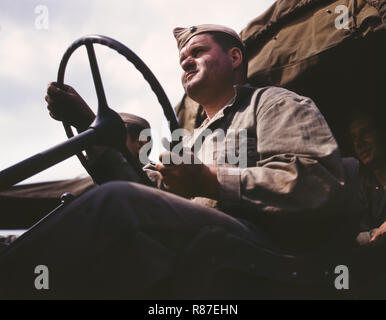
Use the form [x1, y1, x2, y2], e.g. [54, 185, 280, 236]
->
[361, 128, 375, 137]
[192, 49, 203, 57]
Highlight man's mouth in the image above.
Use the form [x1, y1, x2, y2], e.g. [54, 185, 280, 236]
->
[359, 149, 371, 159]
[186, 71, 197, 80]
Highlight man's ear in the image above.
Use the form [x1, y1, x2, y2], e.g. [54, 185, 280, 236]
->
[229, 47, 243, 70]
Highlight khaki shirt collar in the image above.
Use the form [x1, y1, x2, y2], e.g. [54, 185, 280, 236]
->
[198, 83, 255, 129]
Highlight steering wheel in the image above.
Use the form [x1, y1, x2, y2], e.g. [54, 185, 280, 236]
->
[56, 35, 179, 184]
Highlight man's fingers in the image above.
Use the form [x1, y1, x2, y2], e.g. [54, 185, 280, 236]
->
[47, 101, 60, 115]
[47, 104, 64, 121]
[154, 165, 177, 191]
[47, 82, 56, 90]
[370, 231, 381, 243]
[47, 83, 60, 95]
[48, 111, 61, 121]
[47, 84, 72, 101]
[158, 167, 175, 177]
[154, 163, 166, 172]
[49, 81, 71, 91]
[154, 163, 177, 180]
[58, 82, 72, 91]
[46, 82, 81, 124]
[45, 95, 53, 105]
[162, 173, 179, 187]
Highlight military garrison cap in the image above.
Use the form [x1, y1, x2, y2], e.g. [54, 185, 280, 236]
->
[118, 112, 150, 130]
[173, 24, 243, 51]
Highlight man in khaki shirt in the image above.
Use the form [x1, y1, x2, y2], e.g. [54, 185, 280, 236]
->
[0, 24, 346, 298]
[348, 111, 386, 247]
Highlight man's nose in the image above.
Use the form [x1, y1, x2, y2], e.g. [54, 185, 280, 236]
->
[181, 57, 195, 72]
[354, 137, 365, 150]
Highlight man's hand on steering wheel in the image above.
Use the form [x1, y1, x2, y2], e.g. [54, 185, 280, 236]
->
[45, 82, 96, 132]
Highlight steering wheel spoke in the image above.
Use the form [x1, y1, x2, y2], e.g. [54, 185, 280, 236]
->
[85, 42, 108, 108]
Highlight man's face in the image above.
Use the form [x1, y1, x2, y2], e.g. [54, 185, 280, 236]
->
[126, 135, 142, 160]
[179, 33, 233, 98]
[350, 118, 383, 167]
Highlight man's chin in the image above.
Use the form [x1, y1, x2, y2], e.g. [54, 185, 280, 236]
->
[361, 155, 376, 168]
[184, 80, 203, 99]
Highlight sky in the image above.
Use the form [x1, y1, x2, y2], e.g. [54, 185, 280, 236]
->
[0, 0, 276, 184]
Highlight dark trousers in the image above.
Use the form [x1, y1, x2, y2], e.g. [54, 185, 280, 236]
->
[0, 181, 266, 299]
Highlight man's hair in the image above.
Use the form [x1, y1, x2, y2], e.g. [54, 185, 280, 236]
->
[119, 113, 152, 157]
[119, 113, 151, 142]
[208, 31, 248, 81]
[124, 122, 152, 157]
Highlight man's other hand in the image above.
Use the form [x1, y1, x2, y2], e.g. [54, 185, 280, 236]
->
[45, 82, 95, 132]
[155, 151, 219, 199]
[370, 221, 386, 245]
